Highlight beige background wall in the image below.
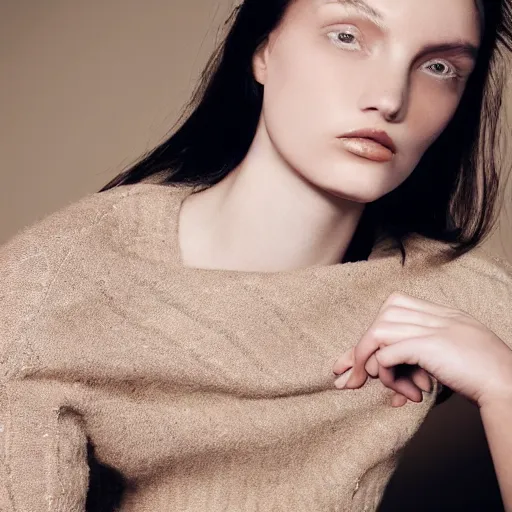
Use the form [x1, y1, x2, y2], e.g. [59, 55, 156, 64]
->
[1, 1, 511, 510]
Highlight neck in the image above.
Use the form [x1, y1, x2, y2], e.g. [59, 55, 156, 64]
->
[177, 127, 366, 273]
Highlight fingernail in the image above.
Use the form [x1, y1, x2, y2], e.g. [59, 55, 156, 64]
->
[334, 368, 353, 389]
[333, 362, 347, 376]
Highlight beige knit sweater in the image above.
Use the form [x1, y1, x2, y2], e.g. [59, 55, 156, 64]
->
[1, 183, 511, 512]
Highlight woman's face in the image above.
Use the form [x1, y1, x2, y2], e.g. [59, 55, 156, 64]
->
[252, 0, 482, 202]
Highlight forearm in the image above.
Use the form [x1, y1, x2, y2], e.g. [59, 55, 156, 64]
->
[0, 382, 89, 511]
[480, 399, 512, 512]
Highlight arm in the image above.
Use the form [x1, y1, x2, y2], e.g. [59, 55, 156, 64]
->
[475, 252, 512, 512]
[480, 394, 512, 512]
[0, 187, 126, 511]
[0, 385, 89, 512]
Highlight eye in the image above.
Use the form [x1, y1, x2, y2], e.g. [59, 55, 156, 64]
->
[422, 59, 458, 79]
[327, 26, 363, 51]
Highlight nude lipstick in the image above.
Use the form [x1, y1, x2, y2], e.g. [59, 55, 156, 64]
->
[337, 129, 396, 163]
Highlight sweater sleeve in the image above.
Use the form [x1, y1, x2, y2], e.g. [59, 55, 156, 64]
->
[0, 187, 129, 512]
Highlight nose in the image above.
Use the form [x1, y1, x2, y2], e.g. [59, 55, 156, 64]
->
[357, 60, 410, 123]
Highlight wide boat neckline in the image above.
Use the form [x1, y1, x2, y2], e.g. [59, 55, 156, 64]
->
[143, 182, 446, 278]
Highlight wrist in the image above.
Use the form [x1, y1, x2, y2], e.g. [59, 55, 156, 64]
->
[478, 351, 512, 410]
[479, 379, 512, 411]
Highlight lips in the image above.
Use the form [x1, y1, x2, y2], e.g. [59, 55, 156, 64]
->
[337, 129, 397, 163]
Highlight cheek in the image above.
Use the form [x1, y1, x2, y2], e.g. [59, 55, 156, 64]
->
[265, 52, 323, 131]
[408, 83, 461, 153]
[262, 40, 361, 149]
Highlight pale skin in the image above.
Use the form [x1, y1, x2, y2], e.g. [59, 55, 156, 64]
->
[332, 291, 512, 510]
[177, 0, 512, 508]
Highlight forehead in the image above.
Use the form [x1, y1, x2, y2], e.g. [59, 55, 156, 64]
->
[322, 0, 382, 18]
[312, 0, 481, 41]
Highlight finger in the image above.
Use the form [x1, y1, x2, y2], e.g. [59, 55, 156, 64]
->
[375, 336, 434, 369]
[349, 291, 454, 388]
[375, 339, 436, 401]
[378, 364, 423, 402]
[380, 305, 448, 329]
[384, 291, 456, 317]
[333, 347, 355, 375]
[334, 367, 369, 389]
[391, 391, 408, 407]
[364, 353, 379, 377]
[410, 366, 433, 393]
[350, 328, 430, 388]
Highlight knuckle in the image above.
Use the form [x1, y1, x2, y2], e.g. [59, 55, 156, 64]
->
[381, 306, 400, 320]
[388, 291, 403, 302]
[370, 324, 387, 341]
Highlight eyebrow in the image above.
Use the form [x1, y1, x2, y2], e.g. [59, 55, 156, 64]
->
[416, 42, 479, 61]
[326, 0, 385, 25]
[324, 0, 479, 60]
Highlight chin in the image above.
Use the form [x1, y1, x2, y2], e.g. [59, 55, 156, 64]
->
[309, 181, 386, 204]
[328, 190, 383, 204]
[306, 170, 394, 205]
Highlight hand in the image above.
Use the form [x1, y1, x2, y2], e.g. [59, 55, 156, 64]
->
[332, 292, 512, 409]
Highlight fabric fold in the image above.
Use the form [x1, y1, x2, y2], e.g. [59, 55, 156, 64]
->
[0, 182, 510, 511]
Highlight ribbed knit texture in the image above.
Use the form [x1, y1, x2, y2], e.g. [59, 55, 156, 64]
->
[1, 183, 511, 511]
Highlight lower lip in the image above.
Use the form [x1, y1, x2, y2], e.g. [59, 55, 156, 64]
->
[337, 137, 394, 163]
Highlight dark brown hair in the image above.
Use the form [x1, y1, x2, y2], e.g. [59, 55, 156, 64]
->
[99, 0, 512, 266]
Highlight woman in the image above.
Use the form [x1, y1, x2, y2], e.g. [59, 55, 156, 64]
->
[1, 0, 512, 510]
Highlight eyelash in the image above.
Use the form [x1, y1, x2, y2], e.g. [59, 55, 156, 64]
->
[327, 28, 462, 81]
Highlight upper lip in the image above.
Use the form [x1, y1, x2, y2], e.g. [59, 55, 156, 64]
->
[339, 129, 397, 154]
